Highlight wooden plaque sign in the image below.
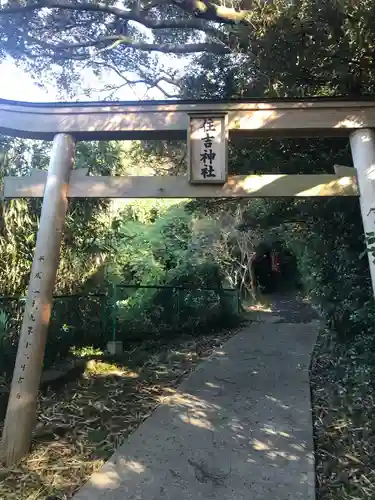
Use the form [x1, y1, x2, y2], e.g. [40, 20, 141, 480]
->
[188, 113, 228, 184]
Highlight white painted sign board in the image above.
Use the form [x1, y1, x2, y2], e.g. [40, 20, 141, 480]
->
[188, 114, 228, 184]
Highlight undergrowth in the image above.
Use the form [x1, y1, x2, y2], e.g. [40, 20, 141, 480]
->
[0, 325, 241, 500]
[311, 328, 375, 499]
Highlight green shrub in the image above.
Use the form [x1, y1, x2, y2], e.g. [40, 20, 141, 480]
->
[116, 262, 240, 340]
[284, 198, 375, 342]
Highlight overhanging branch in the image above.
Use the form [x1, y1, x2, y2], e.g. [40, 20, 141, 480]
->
[172, 0, 251, 23]
[28, 35, 229, 55]
[88, 61, 181, 97]
[0, 0, 237, 32]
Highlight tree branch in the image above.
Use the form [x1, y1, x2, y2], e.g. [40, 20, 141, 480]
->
[27, 35, 229, 54]
[137, 68, 180, 97]
[0, 0, 231, 33]
[89, 61, 180, 97]
[172, 0, 251, 24]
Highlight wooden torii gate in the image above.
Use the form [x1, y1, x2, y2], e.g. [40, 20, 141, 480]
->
[0, 96, 373, 465]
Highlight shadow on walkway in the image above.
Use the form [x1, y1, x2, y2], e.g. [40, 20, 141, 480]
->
[73, 306, 318, 500]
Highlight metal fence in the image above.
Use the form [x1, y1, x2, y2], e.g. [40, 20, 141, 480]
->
[0, 293, 109, 373]
[111, 284, 240, 341]
[0, 293, 108, 336]
[0, 284, 240, 372]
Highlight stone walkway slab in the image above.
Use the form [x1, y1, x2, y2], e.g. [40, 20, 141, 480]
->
[73, 319, 319, 500]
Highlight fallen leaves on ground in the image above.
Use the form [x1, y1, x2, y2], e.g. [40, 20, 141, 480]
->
[311, 329, 375, 499]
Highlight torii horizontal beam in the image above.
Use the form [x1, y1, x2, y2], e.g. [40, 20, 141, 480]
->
[1, 97, 375, 140]
[4, 172, 358, 198]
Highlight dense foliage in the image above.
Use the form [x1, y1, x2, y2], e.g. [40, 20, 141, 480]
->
[0, 139, 121, 375]
[106, 199, 250, 339]
[0, 142, 244, 377]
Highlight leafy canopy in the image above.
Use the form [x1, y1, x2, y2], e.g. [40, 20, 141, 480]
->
[0, 0, 254, 96]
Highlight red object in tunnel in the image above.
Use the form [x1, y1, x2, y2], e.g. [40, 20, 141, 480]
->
[272, 253, 280, 272]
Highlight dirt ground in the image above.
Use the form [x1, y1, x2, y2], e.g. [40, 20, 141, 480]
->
[0, 326, 242, 500]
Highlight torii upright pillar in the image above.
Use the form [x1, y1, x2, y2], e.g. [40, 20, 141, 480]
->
[1, 134, 75, 465]
[350, 129, 375, 298]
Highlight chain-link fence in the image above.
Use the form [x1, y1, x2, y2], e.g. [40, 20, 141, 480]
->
[0, 285, 240, 376]
[112, 284, 240, 341]
[0, 294, 108, 376]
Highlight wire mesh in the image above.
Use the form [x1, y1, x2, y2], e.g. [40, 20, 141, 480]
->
[112, 284, 239, 340]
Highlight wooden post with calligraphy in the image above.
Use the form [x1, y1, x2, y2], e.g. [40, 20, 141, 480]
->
[188, 113, 228, 184]
[1, 134, 75, 465]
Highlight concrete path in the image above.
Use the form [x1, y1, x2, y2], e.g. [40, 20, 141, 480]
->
[74, 314, 319, 500]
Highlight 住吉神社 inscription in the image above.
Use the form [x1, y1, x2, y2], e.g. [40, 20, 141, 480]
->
[188, 114, 228, 184]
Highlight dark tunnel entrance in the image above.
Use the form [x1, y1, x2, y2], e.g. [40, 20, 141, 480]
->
[251, 242, 301, 294]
